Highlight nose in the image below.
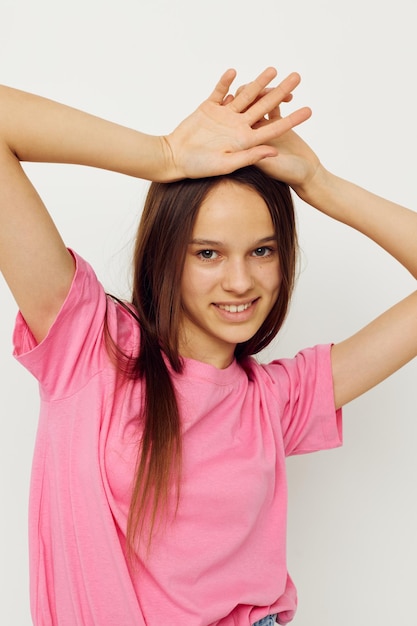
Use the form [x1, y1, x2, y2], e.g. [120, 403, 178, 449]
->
[221, 257, 254, 294]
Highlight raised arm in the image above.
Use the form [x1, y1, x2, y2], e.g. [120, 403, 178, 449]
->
[303, 171, 417, 409]
[0, 68, 310, 343]
[256, 119, 417, 409]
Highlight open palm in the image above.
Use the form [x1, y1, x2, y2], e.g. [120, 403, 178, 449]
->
[165, 68, 312, 180]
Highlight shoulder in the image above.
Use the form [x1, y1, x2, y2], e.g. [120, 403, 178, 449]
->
[249, 344, 342, 455]
[244, 344, 334, 402]
[258, 344, 332, 381]
[13, 250, 139, 396]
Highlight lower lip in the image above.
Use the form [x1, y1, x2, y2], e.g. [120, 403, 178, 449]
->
[213, 300, 258, 322]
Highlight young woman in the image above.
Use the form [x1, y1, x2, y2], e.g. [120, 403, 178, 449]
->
[0, 67, 416, 626]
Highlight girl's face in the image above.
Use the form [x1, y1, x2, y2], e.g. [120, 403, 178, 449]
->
[179, 181, 281, 368]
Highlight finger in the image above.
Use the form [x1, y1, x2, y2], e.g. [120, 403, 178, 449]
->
[252, 106, 312, 144]
[234, 84, 247, 98]
[244, 87, 292, 109]
[222, 94, 235, 105]
[264, 97, 291, 123]
[208, 68, 237, 103]
[235, 86, 275, 110]
[267, 105, 282, 121]
[221, 145, 279, 172]
[243, 72, 302, 125]
[227, 66, 278, 113]
[233, 85, 270, 114]
[282, 92, 293, 103]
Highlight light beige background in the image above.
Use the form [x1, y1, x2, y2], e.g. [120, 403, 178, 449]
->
[1, 0, 416, 623]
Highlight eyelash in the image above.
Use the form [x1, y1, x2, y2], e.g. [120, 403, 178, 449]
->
[196, 246, 275, 261]
[197, 249, 219, 261]
[252, 246, 274, 258]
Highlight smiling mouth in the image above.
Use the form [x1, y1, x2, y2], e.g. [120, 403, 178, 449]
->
[215, 300, 255, 313]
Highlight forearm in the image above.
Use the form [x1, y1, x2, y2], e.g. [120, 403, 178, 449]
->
[297, 167, 417, 279]
[302, 168, 417, 406]
[0, 85, 170, 181]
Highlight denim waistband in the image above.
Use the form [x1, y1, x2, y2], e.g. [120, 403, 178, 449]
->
[252, 614, 277, 626]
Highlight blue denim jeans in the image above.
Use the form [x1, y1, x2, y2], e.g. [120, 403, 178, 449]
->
[252, 615, 277, 626]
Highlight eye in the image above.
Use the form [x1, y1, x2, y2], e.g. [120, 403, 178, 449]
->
[197, 249, 219, 260]
[252, 246, 273, 258]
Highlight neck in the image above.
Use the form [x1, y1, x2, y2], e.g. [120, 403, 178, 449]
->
[178, 341, 235, 370]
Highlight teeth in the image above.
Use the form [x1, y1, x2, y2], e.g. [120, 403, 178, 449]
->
[218, 302, 252, 313]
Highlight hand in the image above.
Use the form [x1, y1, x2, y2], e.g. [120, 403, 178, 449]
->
[229, 79, 323, 196]
[163, 67, 312, 180]
[251, 99, 325, 200]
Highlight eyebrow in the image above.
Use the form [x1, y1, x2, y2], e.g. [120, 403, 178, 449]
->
[189, 235, 276, 247]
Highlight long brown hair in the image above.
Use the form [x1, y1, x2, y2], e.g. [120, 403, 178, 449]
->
[112, 166, 298, 553]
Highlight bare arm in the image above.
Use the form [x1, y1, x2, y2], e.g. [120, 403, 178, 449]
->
[299, 169, 417, 409]
[255, 113, 417, 409]
[0, 68, 310, 343]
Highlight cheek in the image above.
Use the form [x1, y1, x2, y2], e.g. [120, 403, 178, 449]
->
[180, 266, 209, 311]
[182, 263, 219, 297]
[260, 261, 281, 295]
[274, 269, 282, 294]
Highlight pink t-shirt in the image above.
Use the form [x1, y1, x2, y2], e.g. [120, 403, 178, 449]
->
[14, 252, 342, 626]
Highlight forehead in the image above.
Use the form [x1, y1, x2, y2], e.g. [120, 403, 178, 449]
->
[192, 181, 274, 237]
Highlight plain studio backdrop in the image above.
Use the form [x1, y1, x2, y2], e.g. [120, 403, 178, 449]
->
[1, 1, 416, 624]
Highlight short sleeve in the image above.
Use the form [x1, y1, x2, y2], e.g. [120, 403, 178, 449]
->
[262, 344, 342, 456]
[13, 250, 108, 400]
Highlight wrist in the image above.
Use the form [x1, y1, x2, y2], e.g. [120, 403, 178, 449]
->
[292, 163, 333, 207]
[130, 134, 180, 183]
[158, 134, 182, 182]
